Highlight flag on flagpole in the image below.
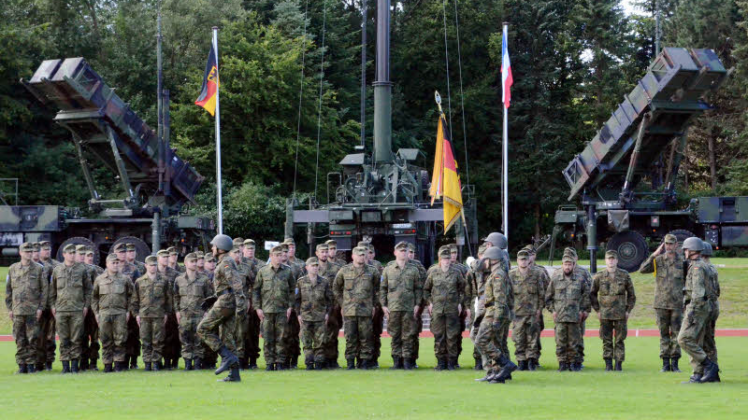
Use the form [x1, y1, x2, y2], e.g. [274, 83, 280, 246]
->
[195, 44, 220, 116]
[429, 114, 464, 233]
[501, 26, 513, 109]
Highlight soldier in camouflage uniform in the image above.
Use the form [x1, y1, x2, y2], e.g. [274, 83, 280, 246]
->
[279, 240, 303, 369]
[37, 240, 58, 371]
[126, 243, 146, 277]
[563, 247, 592, 369]
[114, 242, 141, 370]
[334, 246, 380, 369]
[317, 243, 343, 368]
[196, 251, 206, 275]
[200, 253, 218, 370]
[483, 232, 511, 274]
[72, 245, 95, 370]
[475, 246, 517, 383]
[50, 243, 92, 373]
[242, 239, 262, 369]
[639, 233, 685, 372]
[362, 242, 384, 368]
[132, 255, 173, 371]
[465, 243, 489, 370]
[424, 247, 467, 370]
[590, 250, 636, 371]
[230, 244, 253, 369]
[157, 249, 181, 369]
[545, 249, 590, 371]
[510, 250, 545, 371]
[380, 242, 422, 370]
[700, 241, 720, 381]
[83, 248, 103, 370]
[407, 242, 427, 368]
[677, 237, 720, 383]
[295, 257, 334, 370]
[254, 245, 295, 371]
[6, 242, 47, 374]
[92, 254, 134, 372]
[325, 240, 345, 266]
[523, 245, 549, 365]
[174, 253, 213, 370]
[168, 247, 186, 273]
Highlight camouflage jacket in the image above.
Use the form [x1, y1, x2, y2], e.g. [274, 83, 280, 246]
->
[318, 260, 342, 282]
[87, 264, 104, 282]
[545, 268, 591, 323]
[379, 261, 422, 311]
[120, 261, 140, 282]
[131, 260, 146, 278]
[212, 255, 245, 310]
[50, 262, 92, 312]
[5, 261, 47, 315]
[465, 265, 490, 316]
[639, 252, 685, 310]
[509, 267, 545, 317]
[236, 260, 256, 309]
[174, 272, 213, 316]
[684, 259, 714, 309]
[294, 274, 333, 322]
[253, 264, 295, 314]
[132, 273, 173, 318]
[174, 264, 186, 273]
[575, 265, 592, 288]
[423, 266, 466, 315]
[92, 271, 134, 316]
[706, 263, 720, 303]
[333, 264, 380, 317]
[485, 266, 513, 319]
[590, 268, 636, 320]
[370, 260, 384, 275]
[159, 266, 180, 287]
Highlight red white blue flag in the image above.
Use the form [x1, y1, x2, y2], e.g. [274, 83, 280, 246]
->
[501, 26, 513, 109]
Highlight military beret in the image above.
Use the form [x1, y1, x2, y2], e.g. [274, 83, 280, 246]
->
[232, 238, 244, 246]
[184, 252, 198, 262]
[39, 240, 51, 249]
[316, 243, 329, 251]
[325, 240, 337, 247]
[125, 243, 136, 251]
[305, 257, 319, 266]
[517, 250, 530, 259]
[113, 243, 127, 252]
[76, 245, 88, 254]
[438, 248, 451, 259]
[352, 246, 367, 256]
[605, 250, 618, 259]
[243, 239, 255, 247]
[156, 250, 170, 258]
[106, 253, 119, 263]
[62, 244, 77, 253]
[270, 245, 284, 254]
[283, 238, 295, 246]
[664, 234, 677, 244]
[145, 255, 157, 265]
[20, 242, 34, 252]
[394, 241, 409, 251]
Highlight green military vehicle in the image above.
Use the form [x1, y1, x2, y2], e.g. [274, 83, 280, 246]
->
[0, 57, 213, 264]
[551, 47, 737, 272]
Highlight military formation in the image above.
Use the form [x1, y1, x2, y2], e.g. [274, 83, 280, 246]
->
[5, 233, 720, 384]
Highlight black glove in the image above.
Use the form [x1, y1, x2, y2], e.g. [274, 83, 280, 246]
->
[201, 296, 218, 311]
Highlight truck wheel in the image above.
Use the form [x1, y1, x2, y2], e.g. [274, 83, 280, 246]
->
[607, 231, 648, 272]
[668, 229, 695, 254]
[110, 236, 150, 262]
[56, 237, 99, 265]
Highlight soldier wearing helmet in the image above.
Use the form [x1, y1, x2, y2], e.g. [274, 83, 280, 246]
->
[700, 241, 720, 381]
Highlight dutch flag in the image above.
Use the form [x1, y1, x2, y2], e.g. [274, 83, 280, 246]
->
[501, 26, 513, 109]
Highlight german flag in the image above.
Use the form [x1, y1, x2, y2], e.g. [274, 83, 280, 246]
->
[195, 44, 219, 116]
[429, 115, 463, 233]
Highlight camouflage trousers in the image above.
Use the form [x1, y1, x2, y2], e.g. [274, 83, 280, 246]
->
[234, 311, 247, 359]
[655, 308, 683, 359]
[537, 316, 545, 356]
[300, 320, 328, 363]
[12, 315, 41, 364]
[178, 314, 204, 360]
[413, 307, 424, 362]
[677, 303, 710, 375]
[99, 313, 128, 364]
[82, 309, 100, 363]
[373, 307, 384, 360]
[576, 320, 586, 363]
[284, 311, 301, 364]
[125, 313, 140, 359]
[139, 317, 165, 363]
[37, 309, 56, 365]
[387, 311, 418, 359]
[470, 312, 486, 366]
[703, 302, 719, 364]
[56, 311, 84, 361]
[554, 322, 581, 363]
[457, 309, 468, 357]
[245, 310, 261, 360]
[476, 311, 510, 363]
[343, 316, 374, 360]
[431, 312, 461, 359]
[600, 319, 627, 361]
[324, 306, 343, 362]
[163, 312, 181, 362]
[512, 315, 540, 361]
[197, 305, 236, 353]
[261, 312, 288, 364]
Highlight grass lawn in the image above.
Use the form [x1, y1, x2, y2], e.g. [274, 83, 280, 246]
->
[0, 337, 747, 420]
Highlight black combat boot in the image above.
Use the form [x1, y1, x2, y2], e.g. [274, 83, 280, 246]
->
[403, 358, 415, 370]
[27, 364, 36, 374]
[104, 363, 113, 373]
[215, 346, 240, 375]
[558, 362, 569, 372]
[45, 362, 53, 371]
[494, 354, 517, 382]
[144, 362, 152, 371]
[671, 357, 681, 373]
[114, 361, 123, 372]
[315, 360, 327, 370]
[290, 356, 299, 369]
[604, 358, 613, 371]
[276, 361, 288, 371]
[347, 358, 356, 370]
[219, 366, 241, 382]
[34, 363, 44, 372]
[528, 358, 538, 371]
[238, 358, 247, 370]
[248, 357, 258, 370]
[660, 357, 671, 372]
[154, 360, 162, 371]
[571, 362, 582, 372]
[447, 357, 457, 371]
[682, 373, 702, 384]
[518, 360, 528, 371]
[80, 358, 89, 371]
[474, 358, 483, 371]
[390, 356, 402, 370]
[89, 359, 98, 371]
[699, 358, 720, 383]
[62, 361, 70, 374]
[186, 359, 194, 371]
[615, 360, 623, 371]
[265, 363, 275, 371]
[328, 358, 340, 369]
[356, 358, 363, 369]
[71, 359, 79, 373]
[129, 355, 138, 370]
[194, 357, 202, 370]
[305, 357, 315, 370]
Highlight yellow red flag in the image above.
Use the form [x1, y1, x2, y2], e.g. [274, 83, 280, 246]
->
[429, 115, 463, 233]
[195, 44, 219, 116]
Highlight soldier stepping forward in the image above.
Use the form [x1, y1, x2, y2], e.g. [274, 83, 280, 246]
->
[295, 257, 334, 370]
[92, 254, 134, 372]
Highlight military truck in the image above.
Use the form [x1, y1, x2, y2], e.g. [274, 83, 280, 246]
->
[284, 0, 477, 264]
[551, 47, 737, 272]
[0, 57, 213, 264]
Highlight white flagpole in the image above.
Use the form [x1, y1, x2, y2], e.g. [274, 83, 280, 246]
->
[213, 26, 223, 234]
[502, 23, 509, 242]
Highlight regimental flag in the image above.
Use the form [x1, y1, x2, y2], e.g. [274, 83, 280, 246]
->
[195, 44, 220, 116]
[429, 115, 464, 233]
[501, 26, 513, 109]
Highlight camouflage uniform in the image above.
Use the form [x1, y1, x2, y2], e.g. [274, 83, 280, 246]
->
[50, 262, 92, 362]
[82, 262, 104, 369]
[197, 254, 243, 355]
[531, 264, 550, 359]
[174, 271, 212, 363]
[132, 272, 173, 364]
[423, 266, 466, 365]
[466, 261, 489, 367]
[234, 260, 254, 364]
[6, 260, 47, 367]
[590, 268, 636, 363]
[333, 263, 380, 364]
[545, 268, 590, 366]
[574, 265, 592, 364]
[120, 260, 142, 367]
[253, 263, 295, 366]
[283, 261, 304, 368]
[380, 261, 422, 363]
[319, 260, 343, 365]
[295, 272, 334, 366]
[677, 258, 717, 376]
[509, 266, 544, 363]
[476, 265, 513, 370]
[240, 256, 262, 366]
[451, 261, 470, 360]
[703, 261, 720, 365]
[38, 257, 58, 368]
[92, 271, 134, 366]
[639, 252, 685, 361]
[159, 265, 181, 368]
